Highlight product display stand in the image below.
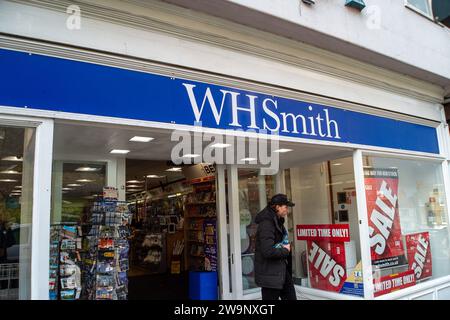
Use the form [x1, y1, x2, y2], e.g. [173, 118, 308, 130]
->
[49, 187, 132, 300]
[49, 225, 60, 300]
[49, 224, 83, 300]
[85, 198, 132, 300]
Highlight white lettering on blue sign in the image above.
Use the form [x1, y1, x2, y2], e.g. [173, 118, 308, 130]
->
[182, 83, 341, 139]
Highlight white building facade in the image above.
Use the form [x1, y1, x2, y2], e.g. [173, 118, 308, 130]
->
[0, 0, 449, 300]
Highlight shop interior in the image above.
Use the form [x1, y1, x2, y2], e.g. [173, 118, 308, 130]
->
[49, 120, 364, 300]
[50, 122, 222, 300]
[0, 126, 34, 300]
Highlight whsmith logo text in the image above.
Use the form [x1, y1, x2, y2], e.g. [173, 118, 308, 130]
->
[182, 83, 341, 139]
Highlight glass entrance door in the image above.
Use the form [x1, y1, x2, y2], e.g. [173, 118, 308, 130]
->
[219, 165, 277, 299]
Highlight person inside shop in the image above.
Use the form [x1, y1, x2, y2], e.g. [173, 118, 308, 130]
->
[254, 193, 296, 300]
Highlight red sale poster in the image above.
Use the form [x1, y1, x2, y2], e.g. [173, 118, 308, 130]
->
[306, 240, 347, 292]
[364, 168, 407, 268]
[373, 270, 416, 297]
[406, 232, 432, 281]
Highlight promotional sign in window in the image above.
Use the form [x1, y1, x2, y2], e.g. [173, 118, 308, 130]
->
[306, 240, 347, 293]
[298, 224, 363, 296]
[373, 270, 416, 297]
[405, 232, 432, 282]
[296, 224, 351, 242]
[364, 168, 407, 268]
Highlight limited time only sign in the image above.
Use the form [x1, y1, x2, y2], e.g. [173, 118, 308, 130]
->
[296, 224, 351, 242]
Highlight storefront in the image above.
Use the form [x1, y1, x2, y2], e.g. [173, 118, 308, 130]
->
[0, 43, 449, 301]
[1, 0, 450, 298]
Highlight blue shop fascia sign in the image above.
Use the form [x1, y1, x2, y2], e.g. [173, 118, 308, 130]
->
[0, 48, 439, 154]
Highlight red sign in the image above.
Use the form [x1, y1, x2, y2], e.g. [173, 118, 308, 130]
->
[406, 232, 432, 281]
[364, 168, 406, 268]
[307, 241, 347, 292]
[373, 270, 416, 297]
[189, 175, 215, 184]
[297, 224, 350, 242]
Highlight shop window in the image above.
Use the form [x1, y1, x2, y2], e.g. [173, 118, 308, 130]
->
[363, 156, 450, 297]
[286, 157, 364, 298]
[0, 126, 35, 300]
[51, 162, 106, 224]
[406, 0, 433, 19]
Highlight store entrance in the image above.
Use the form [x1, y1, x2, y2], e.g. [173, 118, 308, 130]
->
[125, 160, 217, 300]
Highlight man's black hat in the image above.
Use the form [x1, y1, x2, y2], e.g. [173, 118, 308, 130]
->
[269, 193, 295, 207]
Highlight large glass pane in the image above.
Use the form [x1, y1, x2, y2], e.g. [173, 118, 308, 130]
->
[363, 156, 450, 297]
[288, 157, 364, 297]
[0, 126, 35, 300]
[237, 169, 275, 294]
[51, 162, 107, 224]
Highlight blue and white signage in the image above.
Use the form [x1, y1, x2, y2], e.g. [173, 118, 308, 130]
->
[0, 49, 439, 154]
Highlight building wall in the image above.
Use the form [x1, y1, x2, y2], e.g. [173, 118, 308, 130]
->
[163, 0, 450, 96]
[0, 0, 445, 124]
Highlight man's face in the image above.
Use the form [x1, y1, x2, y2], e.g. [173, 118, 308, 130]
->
[276, 205, 289, 217]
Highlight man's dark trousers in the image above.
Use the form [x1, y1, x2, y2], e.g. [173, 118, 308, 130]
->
[261, 270, 297, 300]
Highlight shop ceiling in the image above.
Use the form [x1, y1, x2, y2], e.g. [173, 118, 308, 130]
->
[53, 122, 353, 170]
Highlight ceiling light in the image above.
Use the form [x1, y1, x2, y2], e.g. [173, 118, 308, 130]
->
[166, 167, 182, 172]
[126, 185, 143, 188]
[67, 184, 82, 187]
[1, 156, 22, 162]
[126, 180, 144, 184]
[332, 163, 343, 166]
[182, 154, 200, 158]
[75, 167, 101, 172]
[0, 170, 21, 174]
[76, 179, 94, 183]
[273, 149, 293, 153]
[146, 175, 165, 178]
[62, 187, 74, 191]
[0, 179, 18, 182]
[211, 143, 231, 148]
[110, 149, 130, 154]
[129, 136, 154, 142]
[14, 186, 22, 189]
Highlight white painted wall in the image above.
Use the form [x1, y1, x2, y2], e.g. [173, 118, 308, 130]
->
[221, 0, 450, 82]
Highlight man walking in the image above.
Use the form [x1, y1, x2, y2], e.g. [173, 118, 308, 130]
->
[254, 193, 297, 300]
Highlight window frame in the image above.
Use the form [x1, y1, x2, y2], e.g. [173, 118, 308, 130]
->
[405, 0, 436, 22]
